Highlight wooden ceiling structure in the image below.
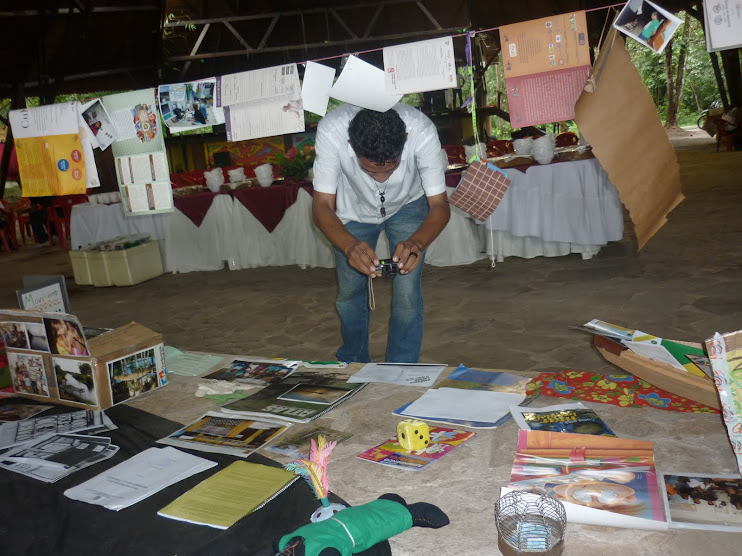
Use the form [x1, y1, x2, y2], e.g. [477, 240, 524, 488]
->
[0, 0, 712, 99]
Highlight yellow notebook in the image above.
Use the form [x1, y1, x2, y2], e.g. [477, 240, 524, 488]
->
[157, 461, 298, 529]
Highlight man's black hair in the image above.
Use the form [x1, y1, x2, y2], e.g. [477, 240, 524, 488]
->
[348, 108, 407, 165]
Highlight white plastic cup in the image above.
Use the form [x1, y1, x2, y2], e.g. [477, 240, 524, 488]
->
[254, 163, 274, 187]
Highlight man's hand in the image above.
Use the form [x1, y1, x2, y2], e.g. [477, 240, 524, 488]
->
[344, 241, 381, 277]
[392, 240, 424, 275]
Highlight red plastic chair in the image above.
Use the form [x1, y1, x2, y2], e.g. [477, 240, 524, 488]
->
[46, 194, 88, 249]
[555, 132, 579, 147]
[9, 198, 36, 245]
[0, 202, 17, 253]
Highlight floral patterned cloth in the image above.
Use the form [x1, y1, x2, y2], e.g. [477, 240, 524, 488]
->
[526, 370, 720, 414]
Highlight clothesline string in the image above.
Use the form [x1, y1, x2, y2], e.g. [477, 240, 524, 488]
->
[304, 2, 627, 66]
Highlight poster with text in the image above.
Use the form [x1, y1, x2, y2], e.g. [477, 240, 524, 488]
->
[500, 11, 591, 127]
[9, 103, 87, 196]
[103, 89, 173, 216]
[703, 0, 742, 52]
[383, 36, 457, 95]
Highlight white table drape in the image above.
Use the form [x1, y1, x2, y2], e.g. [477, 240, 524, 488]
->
[70, 158, 623, 275]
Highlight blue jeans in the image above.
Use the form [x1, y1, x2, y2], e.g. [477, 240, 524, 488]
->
[334, 195, 429, 363]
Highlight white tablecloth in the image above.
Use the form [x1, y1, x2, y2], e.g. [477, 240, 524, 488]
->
[165, 193, 236, 273]
[483, 158, 624, 263]
[71, 159, 622, 275]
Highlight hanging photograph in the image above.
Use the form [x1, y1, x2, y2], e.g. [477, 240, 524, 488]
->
[8, 352, 50, 397]
[52, 357, 98, 406]
[80, 99, 118, 151]
[158, 78, 225, 133]
[613, 0, 682, 54]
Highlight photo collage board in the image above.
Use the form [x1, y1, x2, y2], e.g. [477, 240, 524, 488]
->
[0, 309, 101, 409]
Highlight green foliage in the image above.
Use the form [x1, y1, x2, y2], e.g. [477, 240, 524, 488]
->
[627, 13, 722, 126]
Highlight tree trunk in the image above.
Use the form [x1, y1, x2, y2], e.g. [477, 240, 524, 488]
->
[688, 79, 701, 112]
[665, 14, 691, 128]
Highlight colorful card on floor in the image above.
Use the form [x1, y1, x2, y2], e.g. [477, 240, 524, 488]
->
[357, 427, 475, 471]
[509, 402, 616, 436]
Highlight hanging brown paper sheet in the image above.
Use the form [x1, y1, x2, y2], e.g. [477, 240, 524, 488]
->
[574, 29, 683, 249]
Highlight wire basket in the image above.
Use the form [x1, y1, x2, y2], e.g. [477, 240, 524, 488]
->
[495, 491, 567, 555]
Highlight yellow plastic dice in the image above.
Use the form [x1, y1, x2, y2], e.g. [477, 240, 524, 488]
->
[397, 419, 430, 451]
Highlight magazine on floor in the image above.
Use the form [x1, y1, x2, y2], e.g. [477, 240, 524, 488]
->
[221, 370, 366, 423]
[357, 426, 475, 471]
[0, 409, 116, 450]
[0, 404, 53, 422]
[0, 433, 118, 482]
[203, 358, 300, 385]
[660, 473, 742, 532]
[262, 425, 354, 460]
[506, 430, 667, 530]
[157, 411, 290, 457]
[509, 402, 616, 437]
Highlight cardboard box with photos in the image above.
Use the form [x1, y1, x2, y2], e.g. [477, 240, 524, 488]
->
[0, 309, 166, 409]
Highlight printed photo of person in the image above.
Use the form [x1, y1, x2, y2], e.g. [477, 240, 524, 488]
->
[0, 322, 30, 350]
[81, 99, 117, 150]
[8, 352, 50, 397]
[43, 317, 89, 356]
[613, 0, 682, 54]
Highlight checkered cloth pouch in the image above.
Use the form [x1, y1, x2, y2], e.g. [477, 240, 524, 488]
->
[448, 159, 511, 221]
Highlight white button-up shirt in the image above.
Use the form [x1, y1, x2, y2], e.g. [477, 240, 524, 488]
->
[312, 104, 447, 224]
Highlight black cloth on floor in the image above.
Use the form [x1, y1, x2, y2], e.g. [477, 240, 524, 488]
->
[0, 399, 391, 556]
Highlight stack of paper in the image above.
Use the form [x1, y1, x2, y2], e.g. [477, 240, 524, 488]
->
[64, 446, 217, 511]
[347, 362, 447, 388]
[0, 409, 116, 450]
[157, 461, 298, 529]
[0, 433, 119, 483]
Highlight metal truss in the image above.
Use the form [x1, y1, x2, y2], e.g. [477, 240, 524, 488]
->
[164, 0, 463, 64]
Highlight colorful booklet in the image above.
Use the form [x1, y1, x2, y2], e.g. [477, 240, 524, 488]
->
[357, 427, 475, 471]
[506, 430, 667, 530]
[509, 402, 616, 437]
[262, 425, 353, 460]
[221, 370, 366, 423]
[661, 473, 742, 532]
[157, 461, 298, 529]
[203, 358, 300, 385]
[157, 411, 290, 457]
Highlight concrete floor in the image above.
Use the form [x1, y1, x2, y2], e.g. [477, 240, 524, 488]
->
[2, 131, 740, 374]
[1, 130, 741, 555]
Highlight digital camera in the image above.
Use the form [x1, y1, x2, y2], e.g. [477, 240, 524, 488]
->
[375, 259, 398, 277]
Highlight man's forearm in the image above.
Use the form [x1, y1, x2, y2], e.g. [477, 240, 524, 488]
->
[313, 201, 359, 256]
[407, 202, 450, 251]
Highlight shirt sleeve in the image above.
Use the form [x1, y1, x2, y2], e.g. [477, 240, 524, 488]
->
[413, 117, 447, 197]
[311, 115, 342, 195]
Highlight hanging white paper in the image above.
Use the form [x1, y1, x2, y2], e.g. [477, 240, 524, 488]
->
[330, 56, 401, 112]
[216, 64, 301, 107]
[383, 36, 457, 95]
[301, 61, 336, 116]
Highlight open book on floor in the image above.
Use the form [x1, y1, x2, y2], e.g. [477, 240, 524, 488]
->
[221, 369, 366, 423]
